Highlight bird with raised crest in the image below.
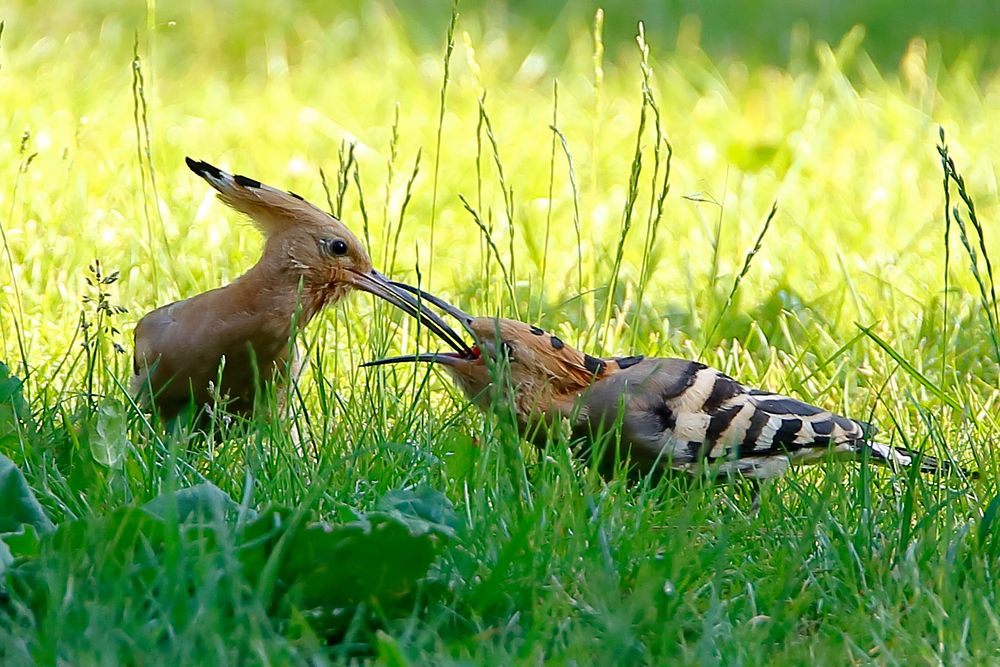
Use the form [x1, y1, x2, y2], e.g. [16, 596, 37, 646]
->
[363, 284, 974, 501]
[131, 158, 470, 424]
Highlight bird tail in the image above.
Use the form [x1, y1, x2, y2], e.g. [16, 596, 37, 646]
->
[865, 439, 978, 479]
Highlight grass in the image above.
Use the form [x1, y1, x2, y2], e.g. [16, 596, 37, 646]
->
[2, 0, 1000, 663]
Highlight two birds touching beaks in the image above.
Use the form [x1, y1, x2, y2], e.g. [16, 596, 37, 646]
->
[132, 158, 975, 503]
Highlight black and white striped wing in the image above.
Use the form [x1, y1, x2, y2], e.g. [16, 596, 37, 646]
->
[595, 359, 875, 474]
[659, 361, 868, 458]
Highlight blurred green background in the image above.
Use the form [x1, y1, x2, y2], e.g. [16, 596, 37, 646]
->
[21, 0, 1000, 69]
[3, 0, 999, 370]
[489, 0, 1000, 67]
[398, 0, 1000, 69]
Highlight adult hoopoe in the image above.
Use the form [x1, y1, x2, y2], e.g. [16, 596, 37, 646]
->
[364, 284, 973, 493]
[131, 158, 470, 422]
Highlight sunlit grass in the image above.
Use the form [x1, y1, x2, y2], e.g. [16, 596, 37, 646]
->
[2, 1, 1000, 663]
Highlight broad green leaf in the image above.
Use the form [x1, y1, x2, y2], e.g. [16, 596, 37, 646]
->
[238, 497, 451, 617]
[0, 523, 41, 581]
[238, 506, 296, 546]
[1, 523, 41, 560]
[236, 506, 297, 579]
[377, 486, 460, 536]
[89, 399, 129, 469]
[0, 455, 54, 535]
[284, 512, 447, 610]
[142, 482, 242, 523]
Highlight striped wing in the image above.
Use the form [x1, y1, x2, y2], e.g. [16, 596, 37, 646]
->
[708, 385, 869, 460]
[585, 358, 874, 475]
[657, 360, 867, 460]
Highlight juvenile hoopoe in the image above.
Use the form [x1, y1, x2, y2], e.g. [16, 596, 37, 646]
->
[365, 285, 972, 488]
[131, 158, 468, 422]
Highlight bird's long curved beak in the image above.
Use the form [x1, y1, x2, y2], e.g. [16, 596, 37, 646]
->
[360, 280, 482, 368]
[360, 352, 467, 368]
[387, 280, 476, 337]
[349, 269, 473, 357]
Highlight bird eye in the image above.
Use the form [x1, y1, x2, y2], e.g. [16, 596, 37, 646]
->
[321, 238, 349, 256]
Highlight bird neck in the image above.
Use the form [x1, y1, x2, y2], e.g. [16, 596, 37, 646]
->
[507, 375, 593, 433]
[232, 253, 329, 329]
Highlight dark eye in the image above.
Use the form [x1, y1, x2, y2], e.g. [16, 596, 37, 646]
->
[322, 238, 349, 256]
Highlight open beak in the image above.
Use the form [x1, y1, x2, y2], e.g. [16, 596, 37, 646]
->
[360, 352, 468, 368]
[359, 281, 481, 369]
[349, 269, 473, 357]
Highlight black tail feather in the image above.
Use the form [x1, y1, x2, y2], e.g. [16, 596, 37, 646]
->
[866, 441, 978, 479]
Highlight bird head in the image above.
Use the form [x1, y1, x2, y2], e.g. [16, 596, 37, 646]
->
[362, 284, 607, 419]
[185, 157, 463, 334]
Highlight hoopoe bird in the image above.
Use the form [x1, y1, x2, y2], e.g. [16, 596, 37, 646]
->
[364, 285, 972, 496]
[131, 158, 468, 422]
